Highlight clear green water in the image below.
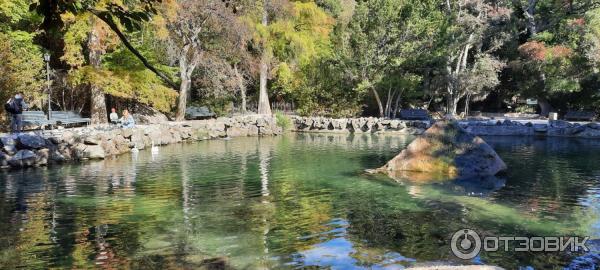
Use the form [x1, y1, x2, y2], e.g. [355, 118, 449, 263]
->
[1, 133, 599, 269]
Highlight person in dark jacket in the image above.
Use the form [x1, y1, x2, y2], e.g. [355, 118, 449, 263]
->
[5, 92, 28, 132]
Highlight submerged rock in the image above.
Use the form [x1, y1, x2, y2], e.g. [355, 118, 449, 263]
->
[374, 121, 507, 182]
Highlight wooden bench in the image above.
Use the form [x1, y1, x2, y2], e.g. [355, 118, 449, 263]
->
[185, 106, 216, 120]
[50, 111, 91, 126]
[22, 111, 56, 129]
[399, 109, 431, 120]
[564, 111, 596, 121]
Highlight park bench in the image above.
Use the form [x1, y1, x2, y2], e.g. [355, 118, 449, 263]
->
[399, 109, 431, 120]
[50, 111, 91, 127]
[185, 106, 216, 120]
[564, 111, 596, 121]
[22, 111, 56, 129]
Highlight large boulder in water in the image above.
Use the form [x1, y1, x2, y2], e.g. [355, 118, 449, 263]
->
[376, 121, 506, 182]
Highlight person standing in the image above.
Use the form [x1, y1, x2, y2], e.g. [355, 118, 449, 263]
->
[4, 92, 28, 133]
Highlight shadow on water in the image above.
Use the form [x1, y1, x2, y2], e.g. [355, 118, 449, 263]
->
[0, 133, 599, 269]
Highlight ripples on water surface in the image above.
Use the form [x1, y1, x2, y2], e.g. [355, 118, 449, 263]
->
[1, 134, 600, 269]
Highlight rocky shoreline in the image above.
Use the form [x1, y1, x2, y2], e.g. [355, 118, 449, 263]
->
[291, 116, 600, 139]
[463, 119, 600, 138]
[291, 116, 430, 134]
[0, 115, 282, 170]
[3, 115, 600, 170]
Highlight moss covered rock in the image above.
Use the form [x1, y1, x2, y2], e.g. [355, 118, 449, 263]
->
[376, 121, 506, 182]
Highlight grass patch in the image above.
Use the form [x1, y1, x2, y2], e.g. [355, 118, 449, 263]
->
[275, 111, 292, 131]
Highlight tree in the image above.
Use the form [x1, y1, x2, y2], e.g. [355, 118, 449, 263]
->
[0, 32, 44, 115]
[439, 0, 510, 115]
[0, 1, 44, 122]
[510, 0, 600, 115]
[62, 13, 178, 116]
[165, 0, 242, 121]
[257, 0, 275, 115]
[61, 12, 118, 123]
[31, 0, 178, 88]
[345, 0, 403, 117]
[343, 0, 442, 117]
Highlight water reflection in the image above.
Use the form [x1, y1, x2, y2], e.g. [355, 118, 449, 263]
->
[0, 134, 599, 269]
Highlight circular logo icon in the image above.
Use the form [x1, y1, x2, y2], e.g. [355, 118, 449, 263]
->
[451, 229, 481, 260]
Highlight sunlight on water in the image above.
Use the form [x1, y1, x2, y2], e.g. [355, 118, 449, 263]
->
[1, 133, 600, 269]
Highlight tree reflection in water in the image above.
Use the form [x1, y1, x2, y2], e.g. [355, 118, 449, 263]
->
[0, 134, 599, 269]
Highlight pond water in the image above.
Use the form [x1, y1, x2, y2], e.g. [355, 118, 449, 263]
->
[1, 133, 600, 269]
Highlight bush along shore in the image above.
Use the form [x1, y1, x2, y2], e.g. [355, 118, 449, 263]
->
[291, 116, 600, 139]
[0, 115, 282, 170]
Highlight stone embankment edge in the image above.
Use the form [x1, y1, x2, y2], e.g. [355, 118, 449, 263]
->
[291, 116, 600, 139]
[0, 115, 282, 170]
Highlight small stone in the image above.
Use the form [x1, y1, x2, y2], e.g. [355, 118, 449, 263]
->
[248, 125, 259, 136]
[533, 124, 548, 132]
[50, 149, 67, 162]
[35, 149, 49, 166]
[550, 120, 572, 129]
[227, 127, 248, 137]
[84, 136, 100, 145]
[8, 150, 37, 167]
[61, 131, 76, 145]
[567, 125, 587, 135]
[587, 122, 600, 130]
[84, 145, 106, 159]
[256, 117, 267, 127]
[0, 136, 17, 155]
[259, 126, 273, 136]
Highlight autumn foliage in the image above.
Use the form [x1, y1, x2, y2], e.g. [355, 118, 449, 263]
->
[518, 41, 572, 61]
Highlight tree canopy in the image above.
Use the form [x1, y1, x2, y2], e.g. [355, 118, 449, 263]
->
[2, 0, 600, 122]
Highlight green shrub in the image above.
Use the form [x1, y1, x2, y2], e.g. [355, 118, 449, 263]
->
[275, 111, 292, 131]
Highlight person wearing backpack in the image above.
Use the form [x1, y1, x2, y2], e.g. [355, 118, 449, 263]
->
[5, 92, 28, 132]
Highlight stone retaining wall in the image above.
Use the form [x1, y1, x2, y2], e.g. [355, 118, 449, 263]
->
[462, 119, 600, 138]
[291, 116, 429, 134]
[0, 115, 282, 169]
[292, 116, 600, 139]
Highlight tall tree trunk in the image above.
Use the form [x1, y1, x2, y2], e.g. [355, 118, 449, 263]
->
[392, 90, 402, 119]
[524, 0, 538, 37]
[176, 74, 190, 121]
[464, 93, 471, 117]
[88, 24, 108, 125]
[371, 87, 384, 117]
[258, 1, 272, 115]
[447, 90, 460, 116]
[384, 87, 393, 118]
[234, 63, 247, 113]
[176, 49, 192, 121]
[175, 46, 200, 121]
[176, 65, 191, 121]
[258, 61, 271, 115]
